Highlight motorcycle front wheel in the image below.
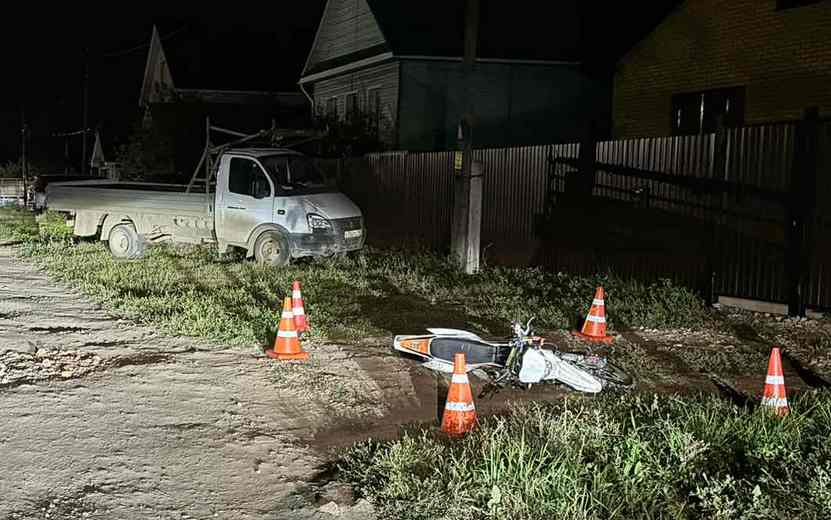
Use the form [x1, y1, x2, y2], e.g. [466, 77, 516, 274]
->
[595, 362, 634, 387]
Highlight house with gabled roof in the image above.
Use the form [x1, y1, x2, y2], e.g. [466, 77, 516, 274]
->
[299, 0, 611, 151]
[138, 24, 310, 176]
[140, 25, 307, 120]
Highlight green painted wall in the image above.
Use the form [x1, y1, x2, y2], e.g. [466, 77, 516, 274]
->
[398, 60, 610, 151]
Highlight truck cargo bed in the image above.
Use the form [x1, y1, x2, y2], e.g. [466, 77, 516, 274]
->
[46, 180, 213, 218]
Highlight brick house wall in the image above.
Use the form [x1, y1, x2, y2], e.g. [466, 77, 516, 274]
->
[614, 0, 831, 138]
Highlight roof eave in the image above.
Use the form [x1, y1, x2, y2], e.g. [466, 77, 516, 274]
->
[299, 52, 395, 84]
[396, 55, 581, 66]
[301, 0, 332, 78]
[298, 51, 580, 86]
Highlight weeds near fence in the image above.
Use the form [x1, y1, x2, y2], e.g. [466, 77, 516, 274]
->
[14, 242, 713, 346]
[1, 206, 713, 346]
[338, 391, 831, 520]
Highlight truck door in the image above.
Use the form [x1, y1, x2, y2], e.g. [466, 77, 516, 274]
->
[216, 155, 274, 247]
[262, 155, 305, 234]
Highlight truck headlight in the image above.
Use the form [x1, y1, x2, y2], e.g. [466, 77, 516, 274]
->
[307, 213, 332, 230]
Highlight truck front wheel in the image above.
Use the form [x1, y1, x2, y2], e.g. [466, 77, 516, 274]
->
[108, 223, 146, 260]
[253, 230, 290, 267]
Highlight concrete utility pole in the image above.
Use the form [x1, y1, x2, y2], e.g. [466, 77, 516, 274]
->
[81, 48, 89, 176]
[20, 106, 28, 207]
[450, 0, 481, 274]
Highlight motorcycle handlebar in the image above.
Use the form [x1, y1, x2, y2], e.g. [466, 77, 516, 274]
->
[512, 317, 536, 339]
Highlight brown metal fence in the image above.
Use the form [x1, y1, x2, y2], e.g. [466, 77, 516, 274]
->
[807, 121, 831, 308]
[475, 144, 579, 258]
[332, 117, 830, 311]
[333, 151, 455, 249]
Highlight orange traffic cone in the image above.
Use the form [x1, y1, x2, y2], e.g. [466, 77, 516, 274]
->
[572, 287, 614, 343]
[440, 353, 477, 436]
[291, 280, 309, 333]
[267, 297, 310, 360]
[761, 347, 789, 416]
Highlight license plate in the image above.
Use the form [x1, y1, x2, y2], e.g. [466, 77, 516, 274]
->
[344, 229, 363, 239]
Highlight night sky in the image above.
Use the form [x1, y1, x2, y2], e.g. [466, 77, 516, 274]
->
[0, 2, 677, 169]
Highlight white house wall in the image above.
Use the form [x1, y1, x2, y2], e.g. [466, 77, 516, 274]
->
[311, 61, 400, 146]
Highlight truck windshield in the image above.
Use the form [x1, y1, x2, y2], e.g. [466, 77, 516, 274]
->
[258, 155, 332, 195]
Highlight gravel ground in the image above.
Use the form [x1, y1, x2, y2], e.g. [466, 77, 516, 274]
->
[718, 307, 831, 375]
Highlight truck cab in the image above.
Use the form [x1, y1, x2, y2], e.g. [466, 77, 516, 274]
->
[215, 148, 364, 266]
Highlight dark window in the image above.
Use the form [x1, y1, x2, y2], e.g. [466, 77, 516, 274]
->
[367, 88, 381, 128]
[776, 0, 823, 10]
[345, 92, 359, 118]
[259, 154, 331, 195]
[671, 87, 745, 135]
[228, 158, 271, 199]
[326, 97, 338, 117]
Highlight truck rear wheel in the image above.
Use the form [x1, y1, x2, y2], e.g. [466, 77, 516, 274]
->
[253, 230, 290, 267]
[108, 223, 146, 260]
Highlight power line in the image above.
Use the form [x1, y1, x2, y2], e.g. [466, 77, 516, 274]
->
[52, 129, 92, 137]
[102, 25, 187, 58]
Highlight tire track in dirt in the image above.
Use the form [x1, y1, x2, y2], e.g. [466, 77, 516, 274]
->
[1, 246, 380, 519]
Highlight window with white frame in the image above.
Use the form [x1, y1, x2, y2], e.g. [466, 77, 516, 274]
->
[367, 87, 381, 128]
[345, 92, 359, 119]
[325, 96, 338, 117]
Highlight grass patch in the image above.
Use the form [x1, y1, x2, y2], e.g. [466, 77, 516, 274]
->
[0, 206, 73, 244]
[2, 206, 713, 346]
[338, 391, 831, 519]
[0, 205, 39, 242]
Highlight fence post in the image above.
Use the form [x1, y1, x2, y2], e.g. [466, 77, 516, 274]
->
[567, 122, 598, 201]
[707, 120, 729, 304]
[786, 107, 820, 316]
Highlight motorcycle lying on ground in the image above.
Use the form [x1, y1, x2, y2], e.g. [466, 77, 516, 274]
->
[393, 318, 633, 394]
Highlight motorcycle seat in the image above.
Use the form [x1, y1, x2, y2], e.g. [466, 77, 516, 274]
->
[430, 337, 509, 366]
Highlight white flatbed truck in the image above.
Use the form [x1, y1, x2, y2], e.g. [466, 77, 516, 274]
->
[45, 147, 365, 266]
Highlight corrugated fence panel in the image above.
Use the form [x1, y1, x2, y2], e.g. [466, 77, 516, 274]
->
[338, 151, 454, 250]
[475, 144, 550, 261]
[712, 122, 796, 305]
[593, 134, 718, 218]
[341, 120, 828, 308]
[806, 121, 831, 308]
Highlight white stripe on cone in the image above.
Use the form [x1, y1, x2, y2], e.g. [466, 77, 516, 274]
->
[586, 314, 606, 324]
[593, 299, 605, 306]
[766, 375, 785, 385]
[444, 401, 475, 412]
[281, 311, 293, 319]
[293, 307, 305, 315]
[451, 374, 469, 384]
[277, 330, 298, 338]
[292, 290, 302, 298]
[762, 397, 788, 407]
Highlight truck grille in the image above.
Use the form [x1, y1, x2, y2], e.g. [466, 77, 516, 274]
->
[333, 217, 363, 231]
[332, 217, 365, 248]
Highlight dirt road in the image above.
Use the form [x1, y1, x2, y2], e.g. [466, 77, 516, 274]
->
[0, 246, 415, 519]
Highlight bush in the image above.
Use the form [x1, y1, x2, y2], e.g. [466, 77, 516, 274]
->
[338, 391, 831, 520]
[0, 206, 39, 242]
[0, 207, 74, 244]
[36, 210, 74, 242]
